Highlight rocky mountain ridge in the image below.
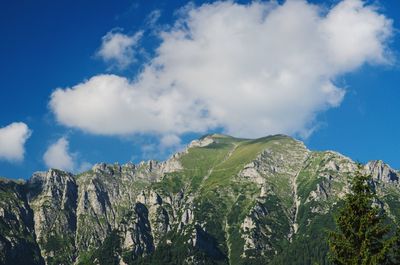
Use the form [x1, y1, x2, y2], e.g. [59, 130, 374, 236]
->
[0, 134, 399, 265]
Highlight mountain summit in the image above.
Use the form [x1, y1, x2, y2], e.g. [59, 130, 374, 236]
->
[1, 135, 399, 265]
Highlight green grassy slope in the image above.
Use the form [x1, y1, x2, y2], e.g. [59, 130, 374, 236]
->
[150, 134, 308, 265]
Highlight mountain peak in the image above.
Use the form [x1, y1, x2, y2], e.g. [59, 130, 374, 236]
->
[0, 135, 400, 265]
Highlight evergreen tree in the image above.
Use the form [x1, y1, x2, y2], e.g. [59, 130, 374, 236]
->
[386, 227, 400, 264]
[328, 172, 393, 265]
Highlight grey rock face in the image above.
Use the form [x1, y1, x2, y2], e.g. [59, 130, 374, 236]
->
[365, 160, 399, 184]
[27, 169, 78, 264]
[120, 203, 154, 259]
[0, 179, 44, 265]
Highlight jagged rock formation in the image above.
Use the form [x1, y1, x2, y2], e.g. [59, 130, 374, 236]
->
[0, 179, 44, 265]
[0, 134, 399, 265]
[27, 169, 77, 265]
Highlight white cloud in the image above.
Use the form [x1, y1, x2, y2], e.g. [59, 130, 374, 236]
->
[97, 29, 143, 69]
[43, 137, 92, 173]
[160, 134, 181, 148]
[49, 74, 211, 135]
[139, 134, 183, 161]
[50, 0, 393, 138]
[146, 9, 161, 27]
[77, 161, 92, 172]
[0, 122, 31, 162]
[43, 137, 75, 171]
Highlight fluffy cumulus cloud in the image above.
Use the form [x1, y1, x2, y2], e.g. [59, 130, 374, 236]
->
[160, 134, 181, 148]
[97, 29, 143, 69]
[43, 137, 91, 172]
[50, 0, 393, 138]
[43, 137, 75, 171]
[0, 122, 31, 161]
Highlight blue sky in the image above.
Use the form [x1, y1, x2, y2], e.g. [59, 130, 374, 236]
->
[0, 0, 399, 179]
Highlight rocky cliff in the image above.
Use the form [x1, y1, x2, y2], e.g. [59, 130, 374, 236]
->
[0, 134, 399, 265]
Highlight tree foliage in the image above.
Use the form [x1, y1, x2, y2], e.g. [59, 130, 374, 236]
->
[328, 172, 394, 265]
[386, 227, 400, 265]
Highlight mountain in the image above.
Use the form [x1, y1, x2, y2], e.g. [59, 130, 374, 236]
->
[0, 134, 399, 265]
